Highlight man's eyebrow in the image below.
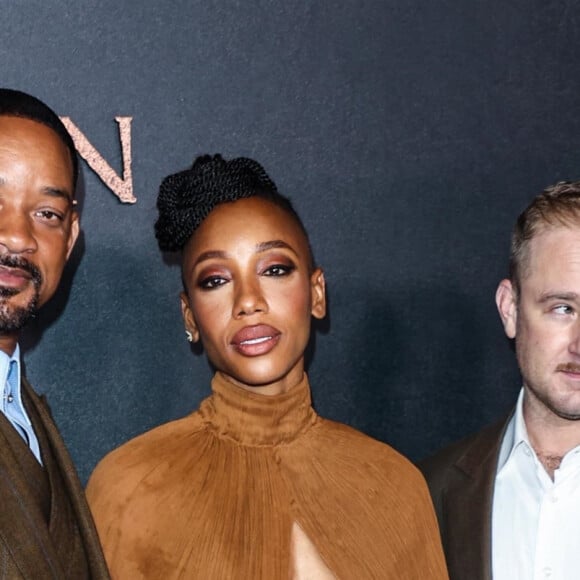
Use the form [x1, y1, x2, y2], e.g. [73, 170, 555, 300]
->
[539, 292, 579, 303]
[41, 186, 74, 202]
[0, 179, 74, 204]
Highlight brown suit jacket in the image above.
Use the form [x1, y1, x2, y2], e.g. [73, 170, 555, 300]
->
[0, 378, 110, 579]
[418, 413, 513, 580]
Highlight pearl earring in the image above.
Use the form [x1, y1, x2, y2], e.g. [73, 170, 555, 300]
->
[185, 330, 194, 343]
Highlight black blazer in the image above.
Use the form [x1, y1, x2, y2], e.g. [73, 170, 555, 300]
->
[418, 414, 512, 580]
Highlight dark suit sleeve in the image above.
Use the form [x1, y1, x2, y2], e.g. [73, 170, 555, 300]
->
[418, 436, 474, 524]
[415, 416, 511, 580]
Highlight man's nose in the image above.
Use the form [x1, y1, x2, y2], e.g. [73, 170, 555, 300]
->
[569, 320, 580, 357]
[0, 210, 37, 254]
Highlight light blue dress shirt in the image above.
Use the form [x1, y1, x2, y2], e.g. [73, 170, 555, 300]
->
[0, 345, 42, 463]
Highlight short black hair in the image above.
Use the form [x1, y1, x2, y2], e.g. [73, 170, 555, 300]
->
[0, 88, 78, 188]
[155, 154, 314, 267]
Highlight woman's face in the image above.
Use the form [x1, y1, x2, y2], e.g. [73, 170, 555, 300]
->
[181, 196, 326, 396]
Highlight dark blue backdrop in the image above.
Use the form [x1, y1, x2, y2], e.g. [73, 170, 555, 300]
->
[3, 0, 580, 482]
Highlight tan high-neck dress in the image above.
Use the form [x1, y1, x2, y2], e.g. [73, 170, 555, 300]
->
[87, 373, 448, 579]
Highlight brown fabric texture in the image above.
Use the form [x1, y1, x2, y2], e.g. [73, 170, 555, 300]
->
[0, 405, 51, 522]
[25, 387, 91, 579]
[88, 373, 448, 579]
[0, 379, 110, 580]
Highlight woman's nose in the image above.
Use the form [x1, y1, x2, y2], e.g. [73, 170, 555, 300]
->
[232, 278, 267, 318]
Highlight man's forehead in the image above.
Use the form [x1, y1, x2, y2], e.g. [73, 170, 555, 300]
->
[524, 224, 580, 276]
[531, 221, 580, 244]
[0, 113, 59, 135]
[0, 116, 75, 198]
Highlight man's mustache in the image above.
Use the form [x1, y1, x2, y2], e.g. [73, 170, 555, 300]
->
[556, 362, 580, 373]
[0, 255, 42, 287]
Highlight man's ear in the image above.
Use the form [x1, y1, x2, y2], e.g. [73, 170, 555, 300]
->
[65, 211, 80, 260]
[180, 291, 200, 343]
[495, 279, 517, 339]
[310, 268, 326, 320]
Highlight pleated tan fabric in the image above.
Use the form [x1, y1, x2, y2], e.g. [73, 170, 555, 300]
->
[87, 373, 448, 579]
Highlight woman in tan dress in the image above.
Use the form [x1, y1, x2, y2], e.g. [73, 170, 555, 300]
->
[87, 154, 448, 579]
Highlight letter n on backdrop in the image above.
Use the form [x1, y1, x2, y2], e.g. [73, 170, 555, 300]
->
[60, 117, 136, 204]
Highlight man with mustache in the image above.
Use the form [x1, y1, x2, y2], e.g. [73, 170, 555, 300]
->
[0, 88, 109, 578]
[421, 181, 580, 580]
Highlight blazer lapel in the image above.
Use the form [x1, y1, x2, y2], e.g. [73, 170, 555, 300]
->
[0, 414, 64, 579]
[23, 380, 110, 578]
[441, 415, 511, 580]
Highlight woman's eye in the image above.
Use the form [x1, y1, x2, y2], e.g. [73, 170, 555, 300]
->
[263, 264, 295, 277]
[553, 304, 574, 315]
[199, 276, 227, 290]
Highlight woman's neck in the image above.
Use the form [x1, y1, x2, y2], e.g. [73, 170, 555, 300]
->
[219, 368, 305, 397]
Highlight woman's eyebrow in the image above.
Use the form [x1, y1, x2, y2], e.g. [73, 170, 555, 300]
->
[192, 250, 228, 268]
[192, 240, 297, 269]
[255, 240, 297, 254]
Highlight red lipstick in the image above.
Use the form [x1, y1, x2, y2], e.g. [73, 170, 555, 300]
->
[231, 324, 281, 357]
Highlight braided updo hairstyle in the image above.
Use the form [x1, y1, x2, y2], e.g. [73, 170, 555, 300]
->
[155, 154, 314, 267]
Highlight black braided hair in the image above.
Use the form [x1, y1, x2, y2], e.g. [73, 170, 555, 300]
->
[0, 88, 78, 188]
[155, 154, 314, 267]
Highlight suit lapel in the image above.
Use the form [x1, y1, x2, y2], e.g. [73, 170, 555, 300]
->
[23, 380, 110, 578]
[0, 412, 63, 578]
[441, 415, 511, 580]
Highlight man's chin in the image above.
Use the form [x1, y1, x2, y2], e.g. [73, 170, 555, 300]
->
[542, 395, 580, 422]
[0, 296, 39, 333]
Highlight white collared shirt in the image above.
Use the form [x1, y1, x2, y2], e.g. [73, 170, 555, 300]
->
[492, 388, 580, 580]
